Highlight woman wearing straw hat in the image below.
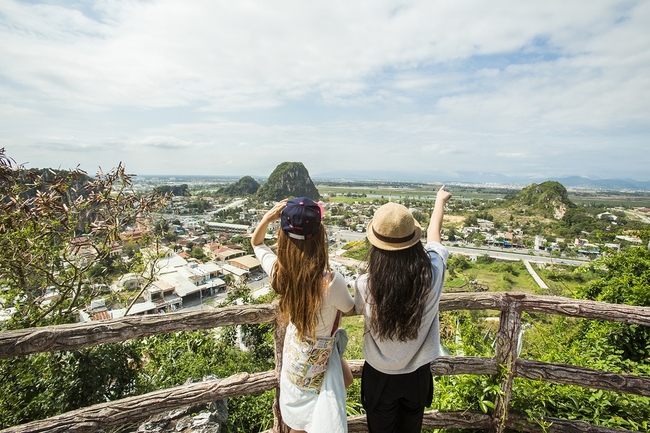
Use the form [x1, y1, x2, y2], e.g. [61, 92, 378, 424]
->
[354, 186, 452, 433]
[251, 197, 354, 433]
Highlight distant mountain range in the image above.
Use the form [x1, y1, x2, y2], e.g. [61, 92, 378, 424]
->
[312, 170, 650, 191]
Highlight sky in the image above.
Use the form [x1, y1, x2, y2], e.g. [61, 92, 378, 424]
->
[1, 0, 649, 182]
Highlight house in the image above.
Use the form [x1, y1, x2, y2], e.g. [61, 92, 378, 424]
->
[215, 248, 246, 262]
[227, 255, 262, 273]
[144, 280, 182, 313]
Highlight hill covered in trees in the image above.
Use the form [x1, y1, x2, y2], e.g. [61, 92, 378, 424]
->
[154, 184, 190, 196]
[256, 162, 320, 201]
[218, 175, 260, 196]
[504, 180, 576, 219]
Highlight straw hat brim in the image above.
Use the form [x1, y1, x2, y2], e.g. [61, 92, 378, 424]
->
[366, 218, 423, 251]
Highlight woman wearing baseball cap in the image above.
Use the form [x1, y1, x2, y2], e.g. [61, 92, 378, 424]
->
[354, 186, 452, 433]
[251, 197, 354, 433]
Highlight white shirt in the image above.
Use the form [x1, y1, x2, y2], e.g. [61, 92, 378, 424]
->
[254, 244, 354, 337]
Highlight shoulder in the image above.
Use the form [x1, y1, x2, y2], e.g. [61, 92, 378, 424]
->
[424, 241, 449, 264]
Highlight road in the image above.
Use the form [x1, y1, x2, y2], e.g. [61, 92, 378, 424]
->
[446, 245, 589, 267]
[328, 228, 589, 267]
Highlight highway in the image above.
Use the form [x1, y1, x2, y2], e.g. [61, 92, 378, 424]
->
[446, 245, 589, 267]
[328, 228, 590, 267]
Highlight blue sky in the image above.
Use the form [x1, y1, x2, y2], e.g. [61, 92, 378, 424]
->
[1, 0, 649, 181]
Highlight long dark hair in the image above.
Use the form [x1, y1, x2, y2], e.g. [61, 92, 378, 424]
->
[272, 227, 330, 340]
[366, 242, 433, 341]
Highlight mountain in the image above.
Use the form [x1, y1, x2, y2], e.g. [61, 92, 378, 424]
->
[219, 176, 260, 196]
[551, 176, 650, 191]
[154, 184, 191, 196]
[504, 181, 576, 219]
[313, 170, 650, 191]
[256, 162, 320, 201]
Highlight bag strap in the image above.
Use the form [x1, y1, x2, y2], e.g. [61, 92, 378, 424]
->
[331, 310, 342, 336]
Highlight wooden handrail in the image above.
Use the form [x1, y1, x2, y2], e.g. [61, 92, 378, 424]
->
[1, 293, 648, 433]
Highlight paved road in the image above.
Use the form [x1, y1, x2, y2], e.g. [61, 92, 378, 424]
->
[329, 228, 589, 267]
[447, 245, 588, 267]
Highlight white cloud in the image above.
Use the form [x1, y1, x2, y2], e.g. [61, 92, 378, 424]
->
[0, 0, 649, 180]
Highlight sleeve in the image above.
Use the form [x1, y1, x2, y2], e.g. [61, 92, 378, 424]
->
[353, 276, 366, 315]
[424, 241, 449, 265]
[327, 272, 354, 313]
[253, 244, 277, 277]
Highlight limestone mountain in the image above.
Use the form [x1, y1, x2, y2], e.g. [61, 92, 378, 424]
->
[504, 180, 576, 219]
[154, 184, 190, 196]
[256, 162, 320, 201]
[219, 176, 260, 196]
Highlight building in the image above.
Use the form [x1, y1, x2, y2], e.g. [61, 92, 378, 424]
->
[227, 255, 262, 273]
[205, 221, 250, 235]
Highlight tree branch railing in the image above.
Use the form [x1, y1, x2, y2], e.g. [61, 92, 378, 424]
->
[1, 292, 649, 433]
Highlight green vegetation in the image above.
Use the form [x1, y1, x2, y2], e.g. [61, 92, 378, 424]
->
[2, 154, 649, 431]
[154, 184, 190, 196]
[219, 175, 260, 196]
[256, 161, 320, 201]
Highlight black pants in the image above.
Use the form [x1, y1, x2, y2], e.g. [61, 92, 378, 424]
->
[361, 362, 433, 433]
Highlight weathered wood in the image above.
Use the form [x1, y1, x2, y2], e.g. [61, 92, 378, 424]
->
[516, 358, 650, 397]
[0, 303, 278, 359]
[350, 410, 495, 432]
[1, 371, 277, 433]
[507, 412, 636, 433]
[440, 292, 506, 312]
[493, 294, 523, 433]
[431, 355, 499, 376]
[341, 356, 499, 379]
[2, 293, 650, 433]
[272, 317, 290, 433]
[518, 294, 650, 327]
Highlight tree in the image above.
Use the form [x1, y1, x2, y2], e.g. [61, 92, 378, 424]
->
[577, 246, 650, 362]
[0, 149, 168, 427]
[0, 149, 167, 329]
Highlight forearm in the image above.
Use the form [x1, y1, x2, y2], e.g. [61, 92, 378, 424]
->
[427, 202, 445, 243]
[251, 218, 271, 247]
[251, 199, 287, 247]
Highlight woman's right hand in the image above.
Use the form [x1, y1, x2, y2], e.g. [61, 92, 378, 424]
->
[436, 185, 452, 203]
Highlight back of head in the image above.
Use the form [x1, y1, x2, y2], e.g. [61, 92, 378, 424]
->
[365, 202, 432, 341]
[272, 197, 329, 339]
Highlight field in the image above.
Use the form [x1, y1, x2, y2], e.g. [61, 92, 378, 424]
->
[318, 182, 650, 208]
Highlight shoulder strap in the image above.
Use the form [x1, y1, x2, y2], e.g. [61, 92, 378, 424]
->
[331, 310, 342, 336]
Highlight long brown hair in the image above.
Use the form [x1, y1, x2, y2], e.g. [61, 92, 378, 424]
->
[272, 226, 330, 340]
[366, 242, 432, 341]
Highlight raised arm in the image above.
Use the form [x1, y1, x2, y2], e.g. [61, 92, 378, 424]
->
[427, 185, 452, 243]
[251, 199, 287, 247]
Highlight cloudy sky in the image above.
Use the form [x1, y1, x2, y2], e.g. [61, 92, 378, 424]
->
[1, 0, 649, 181]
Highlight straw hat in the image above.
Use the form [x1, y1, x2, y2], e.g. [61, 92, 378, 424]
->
[366, 202, 422, 251]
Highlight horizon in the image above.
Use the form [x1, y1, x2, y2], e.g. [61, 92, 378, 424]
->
[2, 1, 650, 180]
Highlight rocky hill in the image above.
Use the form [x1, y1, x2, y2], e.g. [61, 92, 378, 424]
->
[219, 175, 260, 196]
[256, 162, 320, 201]
[505, 180, 576, 219]
[154, 184, 190, 196]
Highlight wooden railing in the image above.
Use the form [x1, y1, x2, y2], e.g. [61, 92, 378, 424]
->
[1, 292, 649, 433]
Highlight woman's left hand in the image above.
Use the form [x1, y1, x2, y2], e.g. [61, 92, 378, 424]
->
[263, 199, 288, 222]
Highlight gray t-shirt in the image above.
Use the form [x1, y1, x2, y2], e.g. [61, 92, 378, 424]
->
[354, 241, 448, 374]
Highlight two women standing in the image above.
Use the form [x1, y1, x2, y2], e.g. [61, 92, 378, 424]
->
[251, 186, 451, 433]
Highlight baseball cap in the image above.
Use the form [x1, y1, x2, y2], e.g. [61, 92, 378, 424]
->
[280, 197, 323, 240]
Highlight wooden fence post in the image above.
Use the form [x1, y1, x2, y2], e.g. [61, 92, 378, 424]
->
[273, 316, 290, 433]
[492, 293, 523, 433]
